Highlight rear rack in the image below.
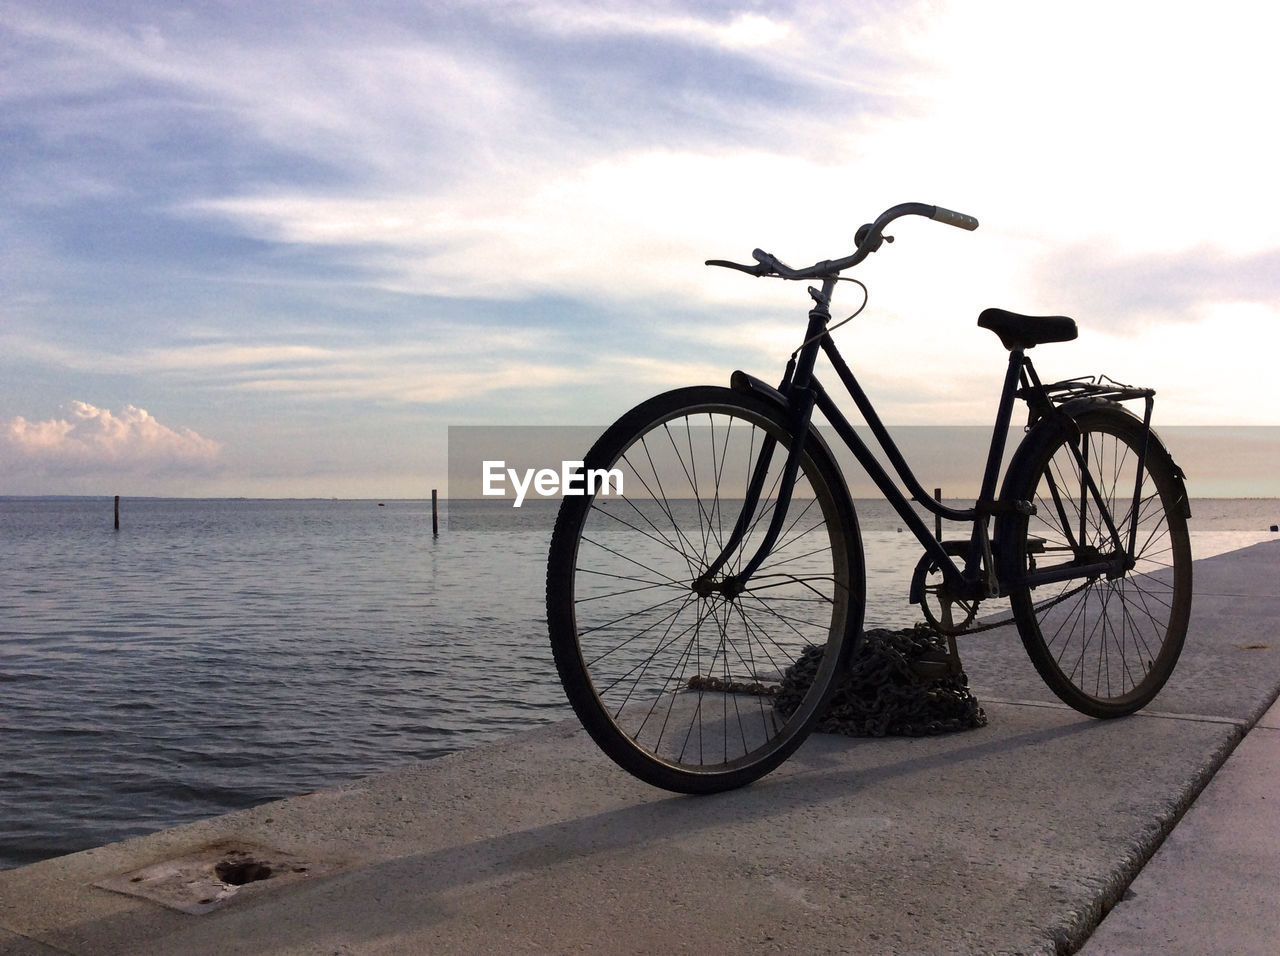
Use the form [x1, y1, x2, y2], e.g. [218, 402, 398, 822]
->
[1020, 374, 1154, 406]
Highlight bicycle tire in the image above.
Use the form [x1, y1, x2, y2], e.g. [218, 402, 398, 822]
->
[546, 386, 864, 792]
[1001, 405, 1192, 717]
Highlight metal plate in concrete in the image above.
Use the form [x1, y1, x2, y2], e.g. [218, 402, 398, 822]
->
[94, 840, 330, 915]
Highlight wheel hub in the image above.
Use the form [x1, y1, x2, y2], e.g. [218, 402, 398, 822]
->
[692, 574, 744, 599]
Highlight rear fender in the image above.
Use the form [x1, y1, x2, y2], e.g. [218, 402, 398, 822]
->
[993, 401, 1190, 589]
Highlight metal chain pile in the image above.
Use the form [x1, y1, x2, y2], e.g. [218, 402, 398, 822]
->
[775, 625, 987, 737]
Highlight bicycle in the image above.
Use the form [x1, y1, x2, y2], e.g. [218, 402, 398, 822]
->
[546, 202, 1192, 793]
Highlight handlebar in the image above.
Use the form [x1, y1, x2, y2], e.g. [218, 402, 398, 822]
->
[706, 202, 979, 279]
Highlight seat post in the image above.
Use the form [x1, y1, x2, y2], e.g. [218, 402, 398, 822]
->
[977, 348, 1026, 508]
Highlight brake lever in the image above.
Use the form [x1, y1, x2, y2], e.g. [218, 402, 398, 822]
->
[705, 258, 769, 276]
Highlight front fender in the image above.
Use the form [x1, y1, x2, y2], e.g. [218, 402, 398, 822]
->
[730, 369, 788, 411]
[730, 368, 853, 511]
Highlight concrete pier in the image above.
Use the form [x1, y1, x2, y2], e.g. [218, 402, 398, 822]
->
[2, 541, 1277, 954]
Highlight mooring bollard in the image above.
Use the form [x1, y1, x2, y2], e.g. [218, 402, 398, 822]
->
[432, 489, 439, 537]
[114, 495, 120, 531]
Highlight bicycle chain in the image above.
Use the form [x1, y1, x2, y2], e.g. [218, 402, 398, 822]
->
[686, 675, 778, 697]
[776, 625, 987, 737]
[930, 578, 1093, 637]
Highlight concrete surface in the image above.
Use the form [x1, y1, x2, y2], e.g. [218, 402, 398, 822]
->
[1, 540, 1277, 955]
[1082, 695, 1280, 955]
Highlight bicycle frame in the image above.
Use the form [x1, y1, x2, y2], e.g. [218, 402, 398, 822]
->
[549, 200, 1195, 792]
[695, 277, 1143, 608]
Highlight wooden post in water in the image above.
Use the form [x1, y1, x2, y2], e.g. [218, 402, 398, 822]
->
[934, 487, 942, 540]
[114, 495, 120, 531]
[432, 489, 439, 537]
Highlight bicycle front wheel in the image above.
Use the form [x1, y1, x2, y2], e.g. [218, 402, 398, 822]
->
[1003, 406, 1192, 717]
[546, 386, 863, 793]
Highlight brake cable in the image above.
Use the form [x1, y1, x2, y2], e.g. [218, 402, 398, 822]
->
[790, 276, 870, 359]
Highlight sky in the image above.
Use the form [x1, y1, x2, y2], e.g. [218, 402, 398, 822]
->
[3, 0, 1279, 499]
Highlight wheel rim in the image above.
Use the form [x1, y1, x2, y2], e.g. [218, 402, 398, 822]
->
[1022, 422, 1188, 705]
[567, 404, 852, 777]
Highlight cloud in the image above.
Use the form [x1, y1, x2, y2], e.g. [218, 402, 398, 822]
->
[3, 0, 1279, 505]
[0, 327, 605, 406]
[2, 402, 222, 474]
[511, 4, 797, 56]
[1031, 244, 1280, 331]
[186, 150, 880, 304]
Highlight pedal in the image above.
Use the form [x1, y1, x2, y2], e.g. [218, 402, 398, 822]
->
[910, 628, 964, 680]
[910, 649, 956, 680]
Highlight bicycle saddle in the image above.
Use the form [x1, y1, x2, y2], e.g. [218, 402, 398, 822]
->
[978, 308, 1077, 350]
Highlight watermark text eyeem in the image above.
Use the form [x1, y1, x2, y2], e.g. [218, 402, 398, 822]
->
[482, 460, 623, 507]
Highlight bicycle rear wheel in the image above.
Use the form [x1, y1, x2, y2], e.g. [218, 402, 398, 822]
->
[546, 386, 863, 792]
[1003, 406, 1191, 717]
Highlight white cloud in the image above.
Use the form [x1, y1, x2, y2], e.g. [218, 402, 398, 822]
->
[522, 3, 792, 50]
[187, 150, 884, 303]
[843, 1, 1280, 253]
[0, 327, 637, 407]
[2, 402, 222, 472]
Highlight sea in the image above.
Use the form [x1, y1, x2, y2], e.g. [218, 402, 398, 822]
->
[2, 495, 1276, 870]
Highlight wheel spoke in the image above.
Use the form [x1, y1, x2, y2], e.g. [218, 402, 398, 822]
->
[1010, 410, 1190, 717]
[546, 389, 861, 792]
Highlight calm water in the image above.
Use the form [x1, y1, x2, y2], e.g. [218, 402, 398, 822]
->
[1, 496, 1276, 869]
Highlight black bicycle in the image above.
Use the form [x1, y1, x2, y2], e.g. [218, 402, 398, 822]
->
[546, 202, 1192, 793]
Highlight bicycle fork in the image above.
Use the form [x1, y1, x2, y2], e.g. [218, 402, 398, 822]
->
[692, 284, 835, 598]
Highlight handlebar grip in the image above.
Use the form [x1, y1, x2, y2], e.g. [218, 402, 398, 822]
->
[930, 206, 979, 231]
